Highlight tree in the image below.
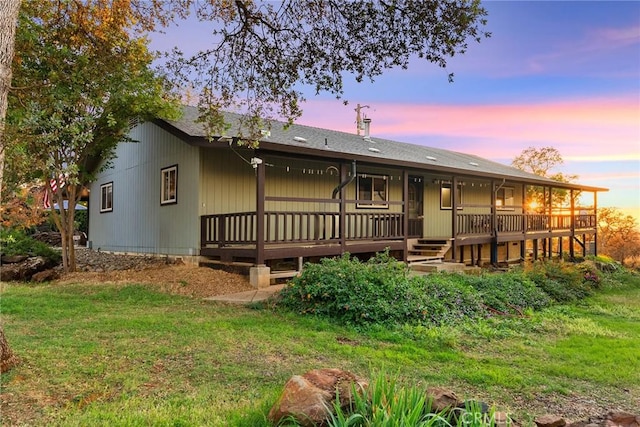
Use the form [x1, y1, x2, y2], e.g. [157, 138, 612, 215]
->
[164, 0, 490, 136]
[597, 207, 640, 266]
[512, 146, 578, 211]
[0, 0, 21, 376]
[8, 1, 180, 272]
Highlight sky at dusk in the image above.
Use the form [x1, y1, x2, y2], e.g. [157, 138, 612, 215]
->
[150, 1, 640, 220]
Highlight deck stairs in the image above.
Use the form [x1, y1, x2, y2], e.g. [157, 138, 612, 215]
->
[407, 238, 452, 264]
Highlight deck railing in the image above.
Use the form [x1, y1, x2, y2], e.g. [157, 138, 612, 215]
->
[201, 211, 405, 247]
[456, 213, 596, 236]
[202, 211, 597, 247]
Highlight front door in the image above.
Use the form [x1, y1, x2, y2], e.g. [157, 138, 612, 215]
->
[408, 176, 423, 237]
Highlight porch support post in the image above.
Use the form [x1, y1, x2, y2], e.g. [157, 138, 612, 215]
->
[451, 176, 458, 261]
[521, 184, 527, 261]
[490, 179, 498, 265]
[570, 189, 575, 259]
[255, 158, 266, 266]
[533, 239, 538, 260]
[593, 191, 598, 256]
[402, 170, 409, 262]
[339, 162, 348, 254]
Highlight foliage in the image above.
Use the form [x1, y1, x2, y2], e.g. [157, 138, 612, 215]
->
[511, 146, 578, 210]
[163, 0, 490, 138]
[523, 261, 596, 303]
[328, 371, 447, 427]
[465, 272, 552, 314]
[597, 207, 640, 267]
[0, 227, 60, 263]
[0, 184, 46, 229]
[278, 251, 431, 328]
[417, 274, 486, 325]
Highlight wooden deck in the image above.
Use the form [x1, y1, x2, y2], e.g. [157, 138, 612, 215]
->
[200, 211, 597, 264]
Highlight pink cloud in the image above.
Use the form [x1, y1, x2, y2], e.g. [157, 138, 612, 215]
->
[299, 96, 640, 161]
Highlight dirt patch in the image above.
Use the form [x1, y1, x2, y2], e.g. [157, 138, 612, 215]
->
[55, 249, 254, 298]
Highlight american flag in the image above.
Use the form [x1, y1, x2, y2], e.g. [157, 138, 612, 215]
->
[43, 175, 66, 209]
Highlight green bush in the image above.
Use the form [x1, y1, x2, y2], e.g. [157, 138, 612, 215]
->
[278, 251, 430, 328]
[417, 274, 486, 325]
[0, 227, 61, 264]
[465, 272, 552, 315]
[524, 261, 594, 303]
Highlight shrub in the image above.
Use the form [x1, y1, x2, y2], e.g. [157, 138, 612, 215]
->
[524, 261, 594, 303]
[417, 274, 486, 325]
[278, 251, 430, 328]
[0, 227, 61, 264]
[465, 272, 552, 315]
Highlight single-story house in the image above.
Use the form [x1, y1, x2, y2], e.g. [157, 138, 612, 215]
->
[88, 106, 606, 286]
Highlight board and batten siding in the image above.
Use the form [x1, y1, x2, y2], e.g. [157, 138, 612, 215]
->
[89, 122, 200, 256]
[199, 147, 256, 215]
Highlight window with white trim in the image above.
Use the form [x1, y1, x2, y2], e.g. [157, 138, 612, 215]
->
[357, 174, 388, 208]
[100, 182, 113, 213]
[440, 182, 462, 210]
[497, 187, 515, 210]
[161, 165, 178, 205]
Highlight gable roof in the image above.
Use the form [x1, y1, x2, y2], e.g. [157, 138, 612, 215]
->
[160, 105, 607, 192]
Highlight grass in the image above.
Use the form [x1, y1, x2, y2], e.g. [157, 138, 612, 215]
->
[1, 273, 639, 426]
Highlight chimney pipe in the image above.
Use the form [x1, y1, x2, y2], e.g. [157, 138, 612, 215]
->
[363, 118, 371, 139]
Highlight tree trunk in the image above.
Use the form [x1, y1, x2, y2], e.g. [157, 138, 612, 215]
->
[0, 326, 18, 373]
[0, 0, 21, 200]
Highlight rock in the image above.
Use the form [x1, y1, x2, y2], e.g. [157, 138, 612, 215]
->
[426, 386, 462, 412]
[31, 269, 60, 282]
[268, 368, 367, 427]
[0, 256, 49, 281]
[1, 255, 28, 264]
[606, 412, 639, 427]
[536, 415, 567, 427]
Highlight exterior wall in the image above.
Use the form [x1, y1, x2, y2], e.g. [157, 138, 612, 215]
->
[88, 122, 200, 256]
[199, 147, 256, 215]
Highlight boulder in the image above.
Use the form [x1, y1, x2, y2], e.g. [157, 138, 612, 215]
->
[32, 269, 60, 283]
[0, 256, 49, 281]
[426, 386, 462, 412]
[268, 368, 367, 427]
[536, 415, 567, 427]
[605, 412, 639, 427]
[1, 255, 28, 264]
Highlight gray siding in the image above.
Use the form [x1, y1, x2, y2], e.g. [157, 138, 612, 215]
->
[88, 122, 200, 255]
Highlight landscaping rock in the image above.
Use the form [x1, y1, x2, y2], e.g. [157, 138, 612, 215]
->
[31, 269, 60, 283]
[268, 368, 367, 427]
[0, 256, 49, 281]
[1, 255, 28, 264]
[605, 411, 639, 427]
[426, 386, 461, 412]
[536, 414, 567, 427]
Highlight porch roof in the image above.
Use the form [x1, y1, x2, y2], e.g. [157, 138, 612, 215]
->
[161, 106, 607, 193]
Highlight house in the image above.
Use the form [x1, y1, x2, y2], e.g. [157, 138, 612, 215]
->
[88, 106, 606, 287]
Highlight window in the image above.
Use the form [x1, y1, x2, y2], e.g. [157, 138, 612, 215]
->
[497, 187, 515, 210]
[357, 174, 388, 208]
[100, 182, 113, 213]
[440, 181, 462, 210]
[161, 165, 178, 205]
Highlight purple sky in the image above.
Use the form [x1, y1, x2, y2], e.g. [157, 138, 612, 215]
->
[150, 1, 640, 220]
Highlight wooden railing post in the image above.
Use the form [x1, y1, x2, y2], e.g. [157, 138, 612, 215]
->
[256, 160, 266, 265]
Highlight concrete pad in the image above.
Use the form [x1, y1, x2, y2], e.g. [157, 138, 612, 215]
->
[204, 284, 286, 304]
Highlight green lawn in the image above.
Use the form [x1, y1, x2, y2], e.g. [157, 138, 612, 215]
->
[1, 275, 639, 426]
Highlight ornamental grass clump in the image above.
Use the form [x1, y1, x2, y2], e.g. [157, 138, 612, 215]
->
[328, 371, 448, 427]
